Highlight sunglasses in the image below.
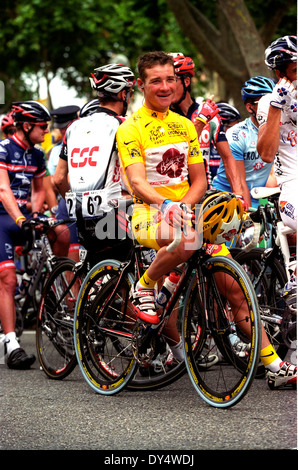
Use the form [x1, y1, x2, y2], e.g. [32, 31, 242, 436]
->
[35, 123, 49, 130]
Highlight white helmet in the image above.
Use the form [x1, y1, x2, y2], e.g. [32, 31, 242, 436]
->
[89, 64, 135, 94]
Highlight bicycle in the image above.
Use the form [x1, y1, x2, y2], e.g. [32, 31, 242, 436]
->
[0, 215, 73, 340]
[231, 186, 297, 375]
[74, 219, 261, 408]
[36, 199, 134, 380]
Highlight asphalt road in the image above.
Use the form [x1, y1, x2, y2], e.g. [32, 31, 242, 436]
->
[0, 330, 297, 454]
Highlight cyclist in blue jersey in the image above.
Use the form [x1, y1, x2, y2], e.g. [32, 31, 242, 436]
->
[170, 53, 247, 206]
[212, 76, 276, 208]
[0, 101, 70, 369]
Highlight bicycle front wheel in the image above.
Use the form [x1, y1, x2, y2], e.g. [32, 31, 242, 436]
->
[74, 260, 138, 395]
[183, 255, 261, 408]
[36, 258, 81, 380]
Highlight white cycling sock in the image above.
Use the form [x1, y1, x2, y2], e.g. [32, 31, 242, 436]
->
[5, 332, 19, 356]
[265, 357, 282, 373]
[171, 340, 184, 361]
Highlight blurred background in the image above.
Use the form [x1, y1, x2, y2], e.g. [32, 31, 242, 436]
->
[1, 0, 297, 123]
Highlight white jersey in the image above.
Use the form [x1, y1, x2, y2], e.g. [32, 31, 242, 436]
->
[257, 93, 297, 186]
[60, 109, 123, 216]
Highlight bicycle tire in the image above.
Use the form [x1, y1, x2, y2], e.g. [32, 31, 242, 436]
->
[183, 255, 261, 408]
[74, 260, 138, 395]
[233, 248, 294, 373]
[36, 258, 81, 380]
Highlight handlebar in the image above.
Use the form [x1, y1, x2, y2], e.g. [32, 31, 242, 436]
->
[21, 215, 74, 254]
[166, 228, 182, 253]
[24, 215, 74, 229]
[166, 203, 191, 253]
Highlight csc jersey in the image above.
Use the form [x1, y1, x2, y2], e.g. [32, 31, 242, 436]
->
[116, 105, 203, 204]
[213, 117, 273, 207]
[0, 134, 46, 214]
[60, 108, 123, 205]
[257, 93, 297, 186]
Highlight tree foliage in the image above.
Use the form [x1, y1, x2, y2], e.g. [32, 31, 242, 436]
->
[0, 0, 296, 113]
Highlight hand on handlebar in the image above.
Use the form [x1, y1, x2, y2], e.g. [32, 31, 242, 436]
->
[161, 199, 194, 229]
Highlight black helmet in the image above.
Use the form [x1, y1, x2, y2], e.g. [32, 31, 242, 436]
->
[90, 64, 135, 94]
[12, 101, 51, 124]
[80, 99, 100, 118]
[217, 102, 241, 122]
[265, 35, 297, 70]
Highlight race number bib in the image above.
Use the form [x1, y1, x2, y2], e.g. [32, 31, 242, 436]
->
[65, 190, 109, 219]
[65, 191, 76, 218]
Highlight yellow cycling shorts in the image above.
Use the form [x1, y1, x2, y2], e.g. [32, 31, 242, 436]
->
[131, 203, 230, 256]
[132, 204, 161, 250]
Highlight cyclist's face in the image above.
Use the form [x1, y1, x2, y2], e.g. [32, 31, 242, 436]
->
[139, 64, 176, 113]
[171, 76, 185, 104]
[285, 62, 297, 83]
[23, 122, 49, 144]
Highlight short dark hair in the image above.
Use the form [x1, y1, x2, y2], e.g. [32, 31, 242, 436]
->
[137, 51, 174, 82]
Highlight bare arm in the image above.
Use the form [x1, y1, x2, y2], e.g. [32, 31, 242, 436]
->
[216, 140, 247, 199]
[125, 162, 165, 207]
[0, 169, 27, 227]
[257, 107, 281, 163]
[235, 160, 251, 207]
[53, 158, 70, 198]
[181, 162, 207, 207]
[31, 177, 46, 213]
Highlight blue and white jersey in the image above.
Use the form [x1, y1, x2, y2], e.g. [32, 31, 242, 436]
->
[0, 134, 46, 214]
[212, 118, 273, 207]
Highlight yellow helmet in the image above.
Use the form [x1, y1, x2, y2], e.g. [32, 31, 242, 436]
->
[200, 191, 244, 244]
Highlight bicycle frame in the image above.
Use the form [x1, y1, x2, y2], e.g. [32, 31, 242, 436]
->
[246, 187, 296, 281]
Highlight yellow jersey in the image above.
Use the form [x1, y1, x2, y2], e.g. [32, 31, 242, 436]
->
[116, 105, 203, 203]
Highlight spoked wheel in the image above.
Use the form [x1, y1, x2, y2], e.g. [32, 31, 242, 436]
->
[183, 256, 261, 408]
[233, 248, 295, 375]
[74, 260, 138, 395]
[128, 268, 187, 391]
[36, 259, 82, 379]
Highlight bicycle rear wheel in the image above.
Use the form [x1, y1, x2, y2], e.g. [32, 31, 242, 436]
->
[74, 260, 138, 395]
[183, 255, 261, 408]
[36, 258, 81, 379]
[233, 248, 294, 373]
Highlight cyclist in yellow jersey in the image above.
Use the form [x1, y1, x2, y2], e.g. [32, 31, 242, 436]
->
[117, 52, 297, 387]
[117, 51, 207, 328]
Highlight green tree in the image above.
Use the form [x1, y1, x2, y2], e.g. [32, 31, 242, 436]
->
[166, 0, 297, 111]
[0, 0, 296, 114]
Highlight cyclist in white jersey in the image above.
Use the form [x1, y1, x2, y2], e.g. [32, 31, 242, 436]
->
[257, 35, 297, 233]
[54, 64, 135, 258]
[213, 76, 275, 208]
[257, 35, 297, 388]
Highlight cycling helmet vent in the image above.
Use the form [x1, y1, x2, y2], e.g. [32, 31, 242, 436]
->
[217, 102, 241, 122]
[265, 35, 297, 70]
[1, 112, 15, 131]
[80, 99, 100, 118]
[241, 76, 275, 101]
[171, 54, 195, 77]
[12, 101, 51, 124]
[199, 191, 244, 244]
[90, 64, 135, 94]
